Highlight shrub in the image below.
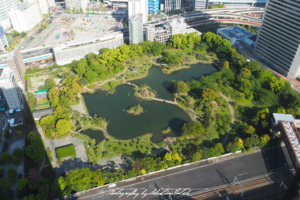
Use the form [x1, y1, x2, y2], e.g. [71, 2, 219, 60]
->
[1, 152, 11, 163]
[0, 168, 4, 177]
[17, 131, 23, 136]
[45, 129, 53, 139]
[55, 145, 76, 159]
[157, 142, 164, 147]
[7, 167, 17, 179]
[12, 156, 21, 165]
[247, 147, 252, 153]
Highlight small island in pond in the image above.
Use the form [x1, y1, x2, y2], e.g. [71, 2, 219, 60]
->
[127, 105, 144, 115]
[161, 127, 171, 134]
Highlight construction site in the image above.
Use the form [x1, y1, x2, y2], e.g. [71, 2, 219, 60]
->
[37, 13, 125, 47]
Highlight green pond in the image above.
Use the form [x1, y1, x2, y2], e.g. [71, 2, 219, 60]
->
[79, 129, 105, 143]
[82, 63, 217, 143]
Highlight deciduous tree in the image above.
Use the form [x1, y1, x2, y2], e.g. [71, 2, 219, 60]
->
[56, 119, 71, 136]
[174, 81, 190, 93]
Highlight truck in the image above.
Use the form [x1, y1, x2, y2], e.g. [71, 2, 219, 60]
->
[55, 33, 60, 39]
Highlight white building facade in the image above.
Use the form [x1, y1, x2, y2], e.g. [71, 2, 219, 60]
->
[47, 0, 55, 8]
[25, 0, 49, 14]
[0, 0, 20, 30]
[9, 3, 43, 33]
[65, 0, 89, 12]
[129, 14, 144, 44]
[0, 67, 22, 109]
[53, 31, 124, 65]
[165, 18, 187, 35]
[0, 25, 8, 52]
[128, 0, 148, 23]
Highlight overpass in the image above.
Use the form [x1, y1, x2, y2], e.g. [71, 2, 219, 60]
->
[187, 19, 261, 27]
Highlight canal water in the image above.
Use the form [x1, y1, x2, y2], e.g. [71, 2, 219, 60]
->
[82, 63, 217, 142]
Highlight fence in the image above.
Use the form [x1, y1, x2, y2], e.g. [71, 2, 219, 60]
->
[62, 148, 264, 199]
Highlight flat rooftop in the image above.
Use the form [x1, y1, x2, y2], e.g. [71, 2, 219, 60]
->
[60, 31, 123, 48]
[218, 26, 253, 40]
[281, 121, 300, 165]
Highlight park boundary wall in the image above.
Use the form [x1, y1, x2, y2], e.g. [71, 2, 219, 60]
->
[62, 148, 263, 199]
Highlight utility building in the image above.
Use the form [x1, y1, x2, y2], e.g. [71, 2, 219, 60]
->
[8, 2, 43, 33]
[129, 14, 143, 44]
[217, 26, 254, 45]
[254, 0, 300, 79]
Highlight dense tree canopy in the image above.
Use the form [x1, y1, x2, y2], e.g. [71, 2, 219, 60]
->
[56, 119, 71, 136]
[174, 81, 190, 93]
[26, 132, 45, 163]
[182, 121, 205, 137]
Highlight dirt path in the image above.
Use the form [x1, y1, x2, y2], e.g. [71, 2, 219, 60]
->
[220, 93, 236, 146]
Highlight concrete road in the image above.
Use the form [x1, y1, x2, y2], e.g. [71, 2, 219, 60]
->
[78, 146, 293, 200]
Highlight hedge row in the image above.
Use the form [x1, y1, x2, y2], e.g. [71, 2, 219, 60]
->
[55, 145, 76, 159]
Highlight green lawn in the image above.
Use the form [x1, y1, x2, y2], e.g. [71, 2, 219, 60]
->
[99, 80, 123, 91]
[36, 98, 49, 105]
[124, 64, 153, 81]
[102, 133, 154, 158]
[36, 104, 51, 110]
[55, 145, 76, 159]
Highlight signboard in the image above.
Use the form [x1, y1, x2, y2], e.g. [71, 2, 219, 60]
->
[160, 4, 164, 11]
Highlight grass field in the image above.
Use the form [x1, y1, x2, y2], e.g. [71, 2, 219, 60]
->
[101, 133, 155, 159]
[55, 145, 76, 159]
[36, 104, 51, 110]
[36, 98, 49, 105]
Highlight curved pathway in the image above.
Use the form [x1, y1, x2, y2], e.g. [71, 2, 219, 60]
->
[220, 93, 236, 146]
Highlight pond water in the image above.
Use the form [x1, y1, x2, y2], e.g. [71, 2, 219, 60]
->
[79, 129, 105, 143]
[132, 64, 217, 100]
[82, 63, 217, 143]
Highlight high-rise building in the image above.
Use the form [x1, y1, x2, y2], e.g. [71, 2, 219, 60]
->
[0, 67, 23, 109]
[9, 2, 43, 33]
[6, 49, 26, 86]
[129, 13, 144, 44]
[128, 0, 148, 23]
[0, 25, 8, 52]
[149, 0, 159, 14]
[193, 0, 207, 10]
[25, 0, 49, 14]
[164, 0, 181, 13]
[65, 0, 89, 13]
[254, 0, 300, 79]
[0, 0, 20, 30]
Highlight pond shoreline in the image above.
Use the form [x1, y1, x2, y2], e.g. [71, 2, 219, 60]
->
[81, 62, 217, 142]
